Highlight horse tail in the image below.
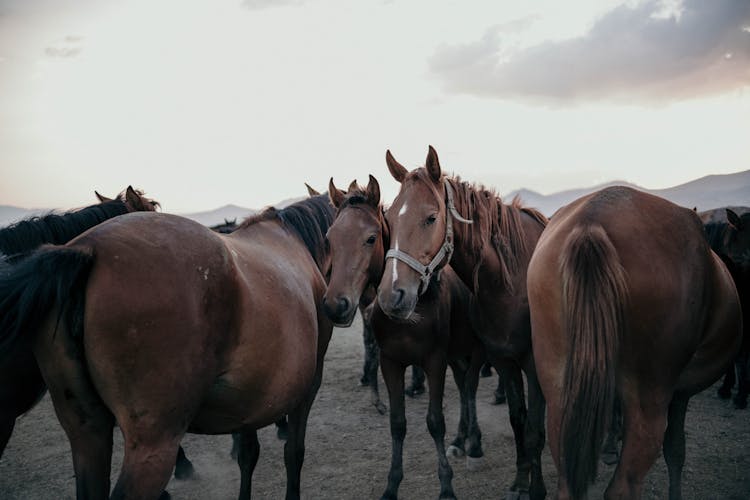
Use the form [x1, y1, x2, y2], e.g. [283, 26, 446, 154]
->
[559, 224, 627, 499]
[0, 245, 94, 355]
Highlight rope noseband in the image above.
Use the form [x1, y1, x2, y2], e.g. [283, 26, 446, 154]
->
[385, 178, 472, 294]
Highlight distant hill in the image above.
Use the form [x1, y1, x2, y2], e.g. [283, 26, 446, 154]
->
[3, 171, 748, 228]
[505, 170, 750, 216]
[180, 204, 256, 227]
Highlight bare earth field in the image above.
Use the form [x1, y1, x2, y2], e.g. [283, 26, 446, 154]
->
[1, 313, 749, 499]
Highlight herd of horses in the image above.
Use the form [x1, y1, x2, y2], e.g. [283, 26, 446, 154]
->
[0, 148, 746, 500]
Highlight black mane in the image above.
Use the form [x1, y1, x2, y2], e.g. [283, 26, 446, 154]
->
[241, 194, 335, 269]
[0, 200, 130, 262]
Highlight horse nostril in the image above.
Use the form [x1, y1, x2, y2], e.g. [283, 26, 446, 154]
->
[393, 288, 405, 308]
[338, 297, 351, 314]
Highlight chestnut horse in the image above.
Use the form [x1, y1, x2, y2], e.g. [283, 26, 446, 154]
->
[323, 175, 485, 500]
[377, 147, 548, 499]
[0, 187, 161, 462]
[0, 194, 335, 499]
[527, 186, 741, 499]
[702, 208, 750, 409]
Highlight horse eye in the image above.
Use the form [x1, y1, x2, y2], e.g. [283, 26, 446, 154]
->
[426, 214, 437, 226]
[365, 235, 377, 245]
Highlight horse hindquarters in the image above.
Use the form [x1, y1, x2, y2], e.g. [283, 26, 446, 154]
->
[530, 224, 627, 499]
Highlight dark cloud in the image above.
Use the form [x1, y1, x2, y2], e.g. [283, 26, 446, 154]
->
[429, 0, 750, 104]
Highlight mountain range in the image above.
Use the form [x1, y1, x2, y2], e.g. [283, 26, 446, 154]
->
[2, 170, 748, 227]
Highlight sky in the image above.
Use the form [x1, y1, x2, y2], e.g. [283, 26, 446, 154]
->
[0, 0, 748, 213]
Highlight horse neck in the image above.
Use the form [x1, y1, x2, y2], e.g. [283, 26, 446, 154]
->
[447, 186, 538, 297]
[0, 200, 129, 260]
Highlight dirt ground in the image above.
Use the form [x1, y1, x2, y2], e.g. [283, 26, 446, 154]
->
[1, 313, 749, 500]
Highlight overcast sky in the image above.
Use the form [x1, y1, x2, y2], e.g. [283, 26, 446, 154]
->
[0, 0, 748, 212]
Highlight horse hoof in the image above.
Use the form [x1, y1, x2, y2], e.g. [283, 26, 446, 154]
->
[446, 444, 465, 458]
[718, 387, 732, 399]
[466, 454, 484, 472]
[505, 491, 530, 500]
[492, 394, 507, 405]
[734, 397, 748, 410]
[277, 427, 289, 440]
[375, 401, 387, 415]
[601, 451, 620, 466]
[158, 491, 172, 500]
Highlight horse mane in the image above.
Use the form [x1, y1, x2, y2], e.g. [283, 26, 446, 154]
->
[240, 194, 335, 268]
[0, 197, 131, 262]
[429, 171, 547, 294]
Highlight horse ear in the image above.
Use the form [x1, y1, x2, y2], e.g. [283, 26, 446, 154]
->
[366, 175, 381, 206]
[727, 209, 744, 230]
[125, 186, 146, 211]
[347, 180, 358, 192]
[305, 183, 320, 197]
[385, 150, 407, 183]
[425, 145, 441, 183]
[328, 178, 345, 208]
[95, 191, 113, 203]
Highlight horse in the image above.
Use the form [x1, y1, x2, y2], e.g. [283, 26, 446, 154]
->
[376, 146, 549, 500]
[323, 175, 485, 500]
[527, 186, 741, 499]
[0, 187, 166, 461]
[0, 193, 335, 499]
[702, 208, 750, 409]
[210, 218, 239, 234]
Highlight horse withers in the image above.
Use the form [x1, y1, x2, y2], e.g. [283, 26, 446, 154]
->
[527, 186, 741, 499]
[324, 175, 485, 500]
[0, 194, 335, 499]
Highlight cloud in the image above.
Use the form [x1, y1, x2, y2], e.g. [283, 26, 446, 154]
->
[429, 0, 750, 104]
[241, 0, 305, 10]
[44, 35, 84, 58]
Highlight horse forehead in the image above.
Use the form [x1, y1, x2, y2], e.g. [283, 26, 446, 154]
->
[332, 206, 379, 234]
[389, 181, 441, 218]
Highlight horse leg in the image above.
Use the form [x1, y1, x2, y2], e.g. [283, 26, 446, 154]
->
[523, 358, 547, 500]
[112, 434, 183, 500]
[380, 356, 406, 500]
[173, 445, 195, 479]
[363, 318, 386, 414]
[732, 349, 749, 409]
[663, 393, 690, 500]
[275, 416, 289, 440]
[446, 359, 468, 459]
[604, 397, 668, 500]
[0, 416, 15, 461]
[424, 356, 456, 500]
[406, 365, 426, 397]
[464, 351, 485, 472]
[480, 361, 493, 378]
[501, 361, 532, 499]
[602, 397, 623, 466]
[493, 370, 507, 405]
[717, 363, 735, 399]
[237, 429, 260, 500]
[283, 366, 325, 500]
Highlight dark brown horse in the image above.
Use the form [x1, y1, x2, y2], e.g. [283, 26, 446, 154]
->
[0, 187, 160, 461]
[323, 175, 485, 500]
[0, 194, 335, 499]
[702, 207, 750, 409]
[376, 147, 548, 499]
[527, 186, 741, 499]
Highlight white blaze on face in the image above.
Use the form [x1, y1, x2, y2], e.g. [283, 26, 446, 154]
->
[398, 202, 408, 217]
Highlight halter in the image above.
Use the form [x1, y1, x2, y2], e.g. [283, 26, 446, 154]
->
[385, 178, 473, 295]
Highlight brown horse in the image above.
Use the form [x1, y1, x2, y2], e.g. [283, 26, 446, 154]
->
[0, 194, 335, 499]
[0, 187, 160, 461]
[527, 186, 741, 499]
[702, 208, 750, 408]
[377, 147, 548, 499]
[324, 175, 485, 500]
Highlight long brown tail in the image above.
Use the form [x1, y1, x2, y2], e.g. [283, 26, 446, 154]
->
[559, 224, 627, 499]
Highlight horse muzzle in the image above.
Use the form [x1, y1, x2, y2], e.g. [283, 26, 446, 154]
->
[322, 294, 357, 327]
